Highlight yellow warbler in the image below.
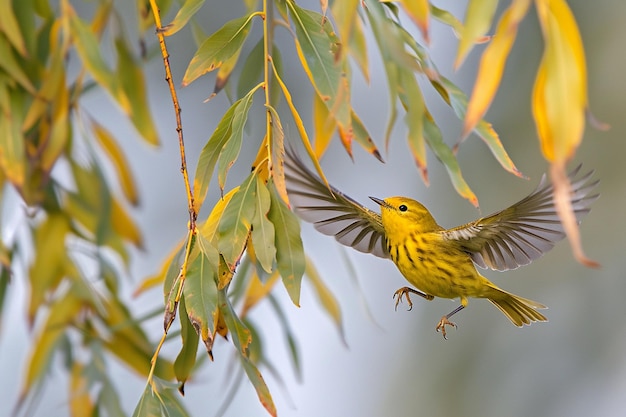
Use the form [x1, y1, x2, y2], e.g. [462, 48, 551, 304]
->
[285, 149, 598, 338]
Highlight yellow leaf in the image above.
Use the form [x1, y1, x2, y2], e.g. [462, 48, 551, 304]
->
[40, 82, 70, 174]
[463, 0, 531, 138]
[0, 83, 25, 188]
[102, 297, 175, 379]
[241, 271, 280, 317]
[532, 0, 587, 163]
[267, 106, 289, 205]
[550, 163, 599, 267]
[199, 187, 238, 244]
[91, 120, 139, 205]
[134, 241, 184, 296]
[270, 57, 331, 194]
[23, 40, 66, 132]
[313, 92, 336, 158]
[455, 0, 498, 69]
[533, 0, 594, 267]
[70, 363, 94, 417]
[331, 0, 360, 65]
[397, 0, 430, 43]
[23, 290, 83, 396]
[351, 110, 383, 162]
[252, 137, 270, 182]
[28, 214, 72, 322]
[111, 197, 143, 248]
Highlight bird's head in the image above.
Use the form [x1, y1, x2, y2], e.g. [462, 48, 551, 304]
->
[370, 196, 440, 234]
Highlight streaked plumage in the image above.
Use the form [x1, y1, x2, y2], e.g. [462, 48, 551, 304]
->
[285, 148, 599, 338]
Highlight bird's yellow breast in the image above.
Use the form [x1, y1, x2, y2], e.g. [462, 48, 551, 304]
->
[387, 231, 487, 300]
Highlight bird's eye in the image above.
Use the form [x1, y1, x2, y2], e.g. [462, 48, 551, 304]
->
[398, 204, 408, 212]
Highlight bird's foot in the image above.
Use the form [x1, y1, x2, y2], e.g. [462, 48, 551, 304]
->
[436, 316, 457, 340]
[393, 287, 433, 311]
[393, 287, 414, 311]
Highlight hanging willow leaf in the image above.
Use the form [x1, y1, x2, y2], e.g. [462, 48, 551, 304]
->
[183, 13, 256, 86]
[217, 173, 256, 268]
[251, 177, 276, 273]
[268, 180, 304, 307]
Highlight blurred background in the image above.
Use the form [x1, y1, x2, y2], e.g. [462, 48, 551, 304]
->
[1, 0, 625, 416]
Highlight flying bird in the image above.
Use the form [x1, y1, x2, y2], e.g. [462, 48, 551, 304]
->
[284, 148, 598, 338]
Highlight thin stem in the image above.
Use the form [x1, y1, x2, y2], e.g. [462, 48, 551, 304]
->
[146, 0, 199, 387]
[148, 0, 196, 229]
[263, 0, 273, 171]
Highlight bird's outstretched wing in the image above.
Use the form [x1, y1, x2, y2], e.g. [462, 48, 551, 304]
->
[284, 147, 389, 259]
[442, 165, 599, 271]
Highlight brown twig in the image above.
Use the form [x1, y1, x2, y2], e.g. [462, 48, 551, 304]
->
[146, 0, 198, 388]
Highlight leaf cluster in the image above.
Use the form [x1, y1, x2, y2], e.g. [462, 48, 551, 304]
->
[0, 0, 178, 415]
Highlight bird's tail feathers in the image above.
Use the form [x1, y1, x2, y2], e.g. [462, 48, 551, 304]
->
[487, 287, 548, 327]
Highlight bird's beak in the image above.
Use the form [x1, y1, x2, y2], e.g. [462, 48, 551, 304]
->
[369, 196, 385, 207]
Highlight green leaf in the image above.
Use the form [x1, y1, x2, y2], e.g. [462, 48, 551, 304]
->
[0, 36, 35, 93]
[132, 384, 162, 417]
[217, 87, 256, 191]
[456, 0, 498, 68]
[0, 0, 28, 56]
[212, 44, 243, 98]
[161, 0, 206, 36]
[156, 387, 191, 417]
[288, 3, 350, 130]
[422, 111, 478, 207]
[275, 0, 288, 21]
[237, 38, 265, 99]
[173, 296, 199, 388]
[115, 37, 160, 146]
[27, 214, 71, 320]
[397, 68, 427, 180]
[217, 173, 256, 268]
[348, 13, 370, 83]
[251, 177, 276, 273]
[162, 244, 186, 306]
[269, 44, 283, 109]
[430, 4, 464, 35]
[0, 257, 10, 333]
[0, 83, 25, 187]
[433, 77, 522, 177]
[67, 6, 128, 112]
[183, 13, 256, 86]
[193, 100, 238, 213]
[363, 2, 408, 148]
[133, 379, 191, 417]
[268, 181, 304, 306]
[351, 110, 383, 162]
[86, 350, 126, 417]
[218, 289, 276, 417]
[183, 234, 219, 356]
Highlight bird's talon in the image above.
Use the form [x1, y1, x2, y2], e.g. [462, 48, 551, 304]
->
[393, 288, 413, 311]
[436, 316, 457, 339]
